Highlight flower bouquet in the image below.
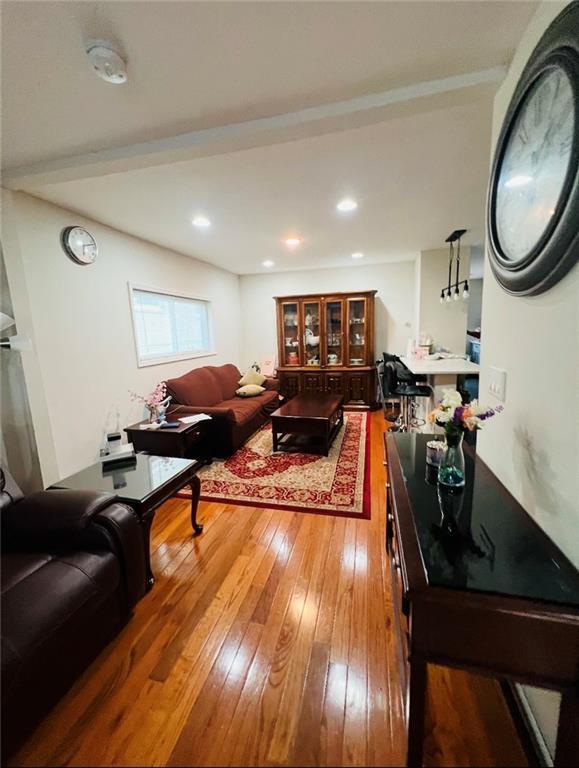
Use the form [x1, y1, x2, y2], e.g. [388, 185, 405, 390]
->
[428, 390, 503, 487]
[130, 382, 172, 423]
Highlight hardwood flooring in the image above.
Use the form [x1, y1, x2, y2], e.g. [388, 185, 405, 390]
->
[11, 413, 526, 767]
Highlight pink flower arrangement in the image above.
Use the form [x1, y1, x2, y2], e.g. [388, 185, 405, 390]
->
[129, 382, 167, 409]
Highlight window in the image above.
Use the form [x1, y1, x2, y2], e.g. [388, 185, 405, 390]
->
[129, 286, 214, 366]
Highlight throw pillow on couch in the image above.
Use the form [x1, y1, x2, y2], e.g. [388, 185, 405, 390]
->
[236, 384, 265, 397]
[238, 369, 266, 387]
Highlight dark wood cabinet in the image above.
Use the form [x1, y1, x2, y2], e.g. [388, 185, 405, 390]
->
[281, 372, 301, 399]
[324, 372, 345, 396]
[346, 372, 370, 405]
[302, 372, 324, 394]
[275, 290, 377, 410]
[385, 432, 579, 767]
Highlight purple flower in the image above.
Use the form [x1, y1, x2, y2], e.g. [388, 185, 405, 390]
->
[453, 405, 465, 426]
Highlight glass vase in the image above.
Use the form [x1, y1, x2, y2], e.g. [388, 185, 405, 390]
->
[437, 431, 466, 488]
[147, 405, 160, 423]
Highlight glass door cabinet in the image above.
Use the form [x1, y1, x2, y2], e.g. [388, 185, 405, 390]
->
[347, 297, 367, 366]
[303, 300, 321, 367]
[325, 300, 343, 366]
[281, 301, 301, 366]
[275, 291, 377, 409]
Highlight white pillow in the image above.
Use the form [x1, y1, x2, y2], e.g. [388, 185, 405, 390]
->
[238, 369, 266, 386]
[236, 384, 265, 398]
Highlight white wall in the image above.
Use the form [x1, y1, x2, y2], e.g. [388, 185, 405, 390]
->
[466, 278, 483, 331]
[239, 260, 416, 368]
[478, 2, 577, 758]
[417, 247, 471, 353]
[1, 191, 241, 485]
[479, 0, 578, 569]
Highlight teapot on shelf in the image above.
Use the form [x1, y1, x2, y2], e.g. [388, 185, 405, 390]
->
[304, 328, 320, 346]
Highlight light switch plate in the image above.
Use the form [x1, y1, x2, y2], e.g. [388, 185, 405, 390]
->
[488, 367, 507, 402]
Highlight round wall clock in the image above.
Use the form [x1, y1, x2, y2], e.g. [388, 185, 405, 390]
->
[487, 3, 579, 296]
[60, 226, 98, 266]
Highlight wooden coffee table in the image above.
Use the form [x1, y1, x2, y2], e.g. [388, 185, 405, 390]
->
[271, 393, 344, 456]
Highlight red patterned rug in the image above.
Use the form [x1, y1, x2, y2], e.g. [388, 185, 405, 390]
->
[178, 412, 371, 519]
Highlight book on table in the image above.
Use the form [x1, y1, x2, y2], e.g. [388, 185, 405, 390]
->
[178, 413, 212, 425]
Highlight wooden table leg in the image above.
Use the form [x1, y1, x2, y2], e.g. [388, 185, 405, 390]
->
[555, 691, 579, 767]
[407, 658, 427, 767]
[140, 510, 156, 590]
[189, 474, 203, 536]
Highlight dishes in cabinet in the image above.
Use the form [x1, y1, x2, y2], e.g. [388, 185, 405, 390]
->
[284, 312, 298, 326]
[350, 358, 364, 365]
[304, 328, 320, 346]
[304, 311, 319, 328]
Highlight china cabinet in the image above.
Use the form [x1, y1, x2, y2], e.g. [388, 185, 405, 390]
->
[274, 290, 377, 409]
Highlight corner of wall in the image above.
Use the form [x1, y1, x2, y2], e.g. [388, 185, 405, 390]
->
[2, 190, 63, 486]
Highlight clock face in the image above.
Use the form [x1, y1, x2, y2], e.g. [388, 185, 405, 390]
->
[61, 226, 97, 265]
[495, 65, 575, 263]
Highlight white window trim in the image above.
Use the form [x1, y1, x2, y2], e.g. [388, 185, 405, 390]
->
[128, 282, 217, 368]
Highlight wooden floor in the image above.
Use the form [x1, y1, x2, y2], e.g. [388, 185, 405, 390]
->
[11, 413, 526, 767]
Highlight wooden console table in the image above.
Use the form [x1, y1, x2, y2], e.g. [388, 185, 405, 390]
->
[385, 432, 579, 767]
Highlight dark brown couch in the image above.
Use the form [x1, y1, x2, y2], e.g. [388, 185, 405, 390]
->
[1, 467, 147, 757]
[165, 364, 280, 456]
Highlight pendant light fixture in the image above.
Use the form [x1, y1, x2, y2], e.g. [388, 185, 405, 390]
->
[440, 229, 469, 303]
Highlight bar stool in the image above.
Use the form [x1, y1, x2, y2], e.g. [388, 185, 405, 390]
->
[376, 357, 399, 422]
[385, 362, 433, 431]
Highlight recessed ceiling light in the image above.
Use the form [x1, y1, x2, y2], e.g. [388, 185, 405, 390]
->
[192, 215, 211, 228]
[284, 237, 302, 248]
[262, 260, 274, 268]
[351, 252, 364, 259]
[337, 198, 358, 213]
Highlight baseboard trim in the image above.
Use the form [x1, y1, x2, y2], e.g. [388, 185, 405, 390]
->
[501, 681, 551, 768]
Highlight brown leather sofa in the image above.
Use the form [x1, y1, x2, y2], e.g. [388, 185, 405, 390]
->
[166, 364, 280, 456]
[1, 467, 147, 757]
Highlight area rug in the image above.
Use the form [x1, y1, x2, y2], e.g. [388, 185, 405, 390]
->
[178, 412, 370, 519]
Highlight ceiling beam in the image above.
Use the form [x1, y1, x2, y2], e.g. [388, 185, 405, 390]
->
[2, 66, 505, 189]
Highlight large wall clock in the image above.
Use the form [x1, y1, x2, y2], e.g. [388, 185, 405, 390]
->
[60, 226, 98, 266]
[487, 3, 579, 296]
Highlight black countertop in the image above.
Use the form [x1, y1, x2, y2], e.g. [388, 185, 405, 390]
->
[393, 433, 579, 607]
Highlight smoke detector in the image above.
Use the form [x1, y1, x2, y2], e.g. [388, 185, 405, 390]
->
[86, 41, 127, 84]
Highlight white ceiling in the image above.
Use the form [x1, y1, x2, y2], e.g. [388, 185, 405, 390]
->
[1, 0, 536, 169]
[27, 96, 494, 274]
[1, 0, 537, 274]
